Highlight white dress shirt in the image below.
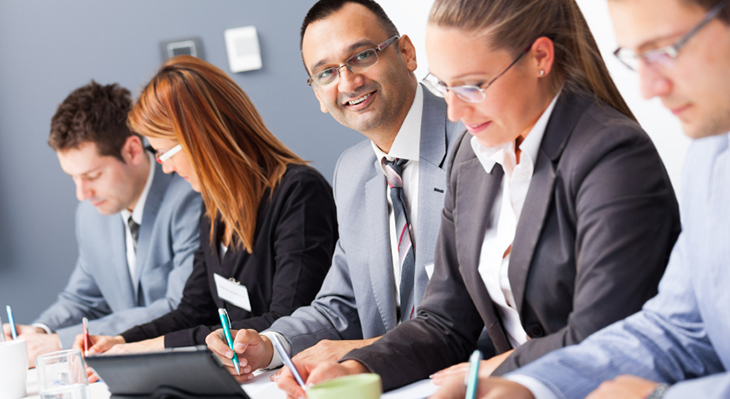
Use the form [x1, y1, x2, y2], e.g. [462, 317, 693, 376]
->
[472, 93, 560, 348]
[119, 152, 155, 284]
[262, 86, 425, 369]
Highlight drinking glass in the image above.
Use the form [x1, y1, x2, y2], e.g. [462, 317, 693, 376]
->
[36, 349, 89, 399]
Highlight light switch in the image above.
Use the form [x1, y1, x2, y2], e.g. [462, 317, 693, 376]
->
[224, 26, 262, 73]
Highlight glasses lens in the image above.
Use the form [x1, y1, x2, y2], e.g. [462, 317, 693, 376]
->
[615, 48, 639, 71]
[453, 86, 485, 103]
[348, 49, 379, 73]
[643, 49, 676, 70]
[422, 76, 446, 98]
[314, 67, 339, 87]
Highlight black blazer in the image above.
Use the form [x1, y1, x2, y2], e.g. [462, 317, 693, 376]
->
[344, 92, 680, 390]
[121, 164, 338, 347]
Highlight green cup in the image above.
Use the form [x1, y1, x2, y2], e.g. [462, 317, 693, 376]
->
[307, 374, 382, 399]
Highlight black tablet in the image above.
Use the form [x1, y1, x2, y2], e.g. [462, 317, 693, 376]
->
[85, 346, 250, 399]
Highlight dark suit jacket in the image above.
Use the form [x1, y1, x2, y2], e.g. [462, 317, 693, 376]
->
[343, 92, 681, 390]
[120, 164, 338, 347]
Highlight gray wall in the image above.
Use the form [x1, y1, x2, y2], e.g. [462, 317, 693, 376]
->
[0, 1, 362, 324]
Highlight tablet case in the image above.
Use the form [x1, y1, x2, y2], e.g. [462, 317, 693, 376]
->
[85, 346, 250, 399]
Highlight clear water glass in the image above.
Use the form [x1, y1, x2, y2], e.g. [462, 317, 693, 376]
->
[36, 349, 89, 399]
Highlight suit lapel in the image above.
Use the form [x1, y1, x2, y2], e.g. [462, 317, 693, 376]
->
[454, 157, 511, 352]
[364, 160, 398, 331]
[414, 88, 449, 302]
[133, 164, 172, 293]
[509, 91, 591, 315]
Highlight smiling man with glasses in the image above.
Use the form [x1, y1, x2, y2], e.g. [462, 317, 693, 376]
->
[204, 0, 465, 383]
[417, 0, 730, 398]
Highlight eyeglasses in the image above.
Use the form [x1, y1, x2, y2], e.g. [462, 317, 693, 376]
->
[422, 47, 529, 103]
[614, 0, 729, 71]
[146, 144, 182, 163]
[306, 35, 400, 89]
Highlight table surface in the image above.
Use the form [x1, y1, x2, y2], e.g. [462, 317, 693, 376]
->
[22, 368, 438, 399]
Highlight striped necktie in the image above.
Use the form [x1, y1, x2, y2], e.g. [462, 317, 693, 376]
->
[383, 157, 416, 322]
[128, 216, 140, 253]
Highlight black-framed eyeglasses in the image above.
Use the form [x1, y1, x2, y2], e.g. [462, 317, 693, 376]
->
[306, 35, 400, 89]
[614, 0, 729, 71]
[422, 47, 529, 103]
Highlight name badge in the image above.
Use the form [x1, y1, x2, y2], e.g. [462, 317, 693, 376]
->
[214, 273, 251, 312]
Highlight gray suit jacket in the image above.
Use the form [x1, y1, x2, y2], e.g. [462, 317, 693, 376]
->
[344, 92, 680, 390]
[34, 163, 202, 348]
[269, 87, 462, 354]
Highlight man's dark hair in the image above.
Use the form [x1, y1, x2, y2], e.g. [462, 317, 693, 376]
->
[48, 80, 139, 161]
[300, 0, 400, 72]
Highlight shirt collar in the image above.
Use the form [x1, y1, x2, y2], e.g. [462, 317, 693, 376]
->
[371, 84, 423, 165]
[471, 90, 561, 173]
[121, 152, 155, 225]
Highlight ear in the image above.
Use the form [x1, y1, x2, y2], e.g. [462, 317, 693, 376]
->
[531, 36, 555, 78]
[122, 135, 146, 166]
[398, 35, 418, 72]
[312, 87, 329, 114]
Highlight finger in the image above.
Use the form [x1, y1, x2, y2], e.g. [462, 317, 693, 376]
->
[429, 374, 467, 399]
[72, 335, 84, 352]
[277, 365, 311, 398]
[270, 369, 282, 382]
[234, 329, 261, 353]
[206, 330, 235, 359]
[306, 363, 349, 387]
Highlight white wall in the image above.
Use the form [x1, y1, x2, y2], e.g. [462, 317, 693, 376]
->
[380, 0, 689, 193]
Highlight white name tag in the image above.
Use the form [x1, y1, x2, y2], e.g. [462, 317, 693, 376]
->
[214, 273, 251, 312]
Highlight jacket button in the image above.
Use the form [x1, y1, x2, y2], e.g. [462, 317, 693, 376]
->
[527, 324, 544, 337]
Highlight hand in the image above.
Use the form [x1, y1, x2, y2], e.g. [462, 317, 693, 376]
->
[271, 337, 381, 381]
[429, 375, 535, 399]
[586, 375, 660, 399]
[72, 335, 125, 355]
[205, 328, 273, 383]
[23, 333, 62, 368]
[431, 350, 514, 385]
[4, 323, 45, 339]
[105, 336, 164, 355]
[277, 359, 368, 399]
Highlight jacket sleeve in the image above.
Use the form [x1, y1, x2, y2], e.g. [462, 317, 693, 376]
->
[495, 121, 680, 374]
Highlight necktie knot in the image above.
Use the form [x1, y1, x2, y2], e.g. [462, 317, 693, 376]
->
[383, 157, 408, 189]
[128, 216, 140, 252]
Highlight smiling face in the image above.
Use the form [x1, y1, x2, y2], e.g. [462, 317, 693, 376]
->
[57, 139, 147, 215]
[145, 136, 200, 192]
[609, 0, 730, 138]
[301, 2, 418, 145]
[425, 24, 556, 148]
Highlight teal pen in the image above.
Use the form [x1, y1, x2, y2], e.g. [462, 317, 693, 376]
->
[218, 308, 241, 375]
[464, 350, 482, 399]
[6, 306, 17, 340]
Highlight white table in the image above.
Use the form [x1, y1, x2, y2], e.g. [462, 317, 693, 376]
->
[22, 368, 438, 399]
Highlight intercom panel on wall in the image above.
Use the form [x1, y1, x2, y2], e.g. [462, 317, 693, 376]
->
[224, 26, 262, 73]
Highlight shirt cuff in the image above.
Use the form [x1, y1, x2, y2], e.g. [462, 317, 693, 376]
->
[504, 374, 561, 399]
[260, 331, 291, 370]
[32, 323, 53, 335]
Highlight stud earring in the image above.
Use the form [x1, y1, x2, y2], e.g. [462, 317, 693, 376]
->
[539, 70, 545, 77]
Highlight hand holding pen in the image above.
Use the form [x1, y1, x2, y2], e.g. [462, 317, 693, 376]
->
[218, 308, 241, 375]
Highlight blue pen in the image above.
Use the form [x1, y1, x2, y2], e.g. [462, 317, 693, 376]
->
[464, 350, 482, 399]
[270, 334, 306, 390]
[6, 306, 17, 340]
[218, 308, 240, 375]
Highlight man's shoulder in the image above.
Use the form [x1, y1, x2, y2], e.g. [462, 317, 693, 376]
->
[334, 139, 377, 179]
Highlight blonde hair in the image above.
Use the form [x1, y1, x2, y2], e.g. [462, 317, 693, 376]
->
[430, 0, 636, 121]
[128, 55, 307, 252]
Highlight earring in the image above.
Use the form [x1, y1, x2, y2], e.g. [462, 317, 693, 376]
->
[539, 70, 545, 77]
